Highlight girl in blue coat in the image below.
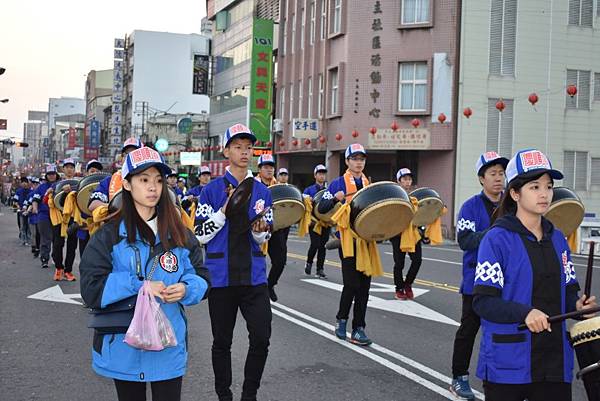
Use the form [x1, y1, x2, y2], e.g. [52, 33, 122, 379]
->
[473, 149, 596, 401]
[80, 147, 210, 401]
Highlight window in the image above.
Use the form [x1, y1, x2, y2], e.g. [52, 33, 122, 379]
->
[289, 82, 294, 121]
[486, 98, 514, 157]
[320, 0, 327, 40]
[401, 0, 430, 24]
[310, 2, 316, 45]
[331, 0, 342, 34]
[318, 74, 324, 117]
[280, 86, 285, 119]
[291, 13, 296, 54]
[594, 73, 600, 102]
[489, 0, 517, 76]
[564, 151, 589, 191]
[568, 0, 593, 27]
[298, 79, 304, 117]
[566, 69, 591, 110]
[329, 68, 339, 115]
[307, 76, 313, 118]
[398, 62, 428, 111]
[300, 8, 305, 50]
[591, 158, 600, 186]
[282, 18, 287, 56]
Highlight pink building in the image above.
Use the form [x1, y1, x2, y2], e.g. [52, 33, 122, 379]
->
[275, 0, 460, 233]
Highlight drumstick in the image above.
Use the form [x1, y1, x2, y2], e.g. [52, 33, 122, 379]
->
[584, 241, 596, 299]
[517, 305, 600, 331]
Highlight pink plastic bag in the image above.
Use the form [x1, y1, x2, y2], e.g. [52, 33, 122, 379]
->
[124, 281, 177, 351]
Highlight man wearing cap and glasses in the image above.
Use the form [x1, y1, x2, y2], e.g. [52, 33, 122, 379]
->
[195, 123, 273, 401]
[449, 151, 508, 400]
[31, 165, 60, 269]
[303, 164, 329, 278]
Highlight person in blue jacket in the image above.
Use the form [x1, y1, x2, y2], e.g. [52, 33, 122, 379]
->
[449, 151, 508, 400]
[186, 165, 211, 199]
[195, 123, 272, 401]
[303, 163, 329, 278]
[88, 138, 142, 213]
[80, 146, 210, 401]
[77, 159, 104, 257]
[472, 148, 596, 401]
[14, 176, 32, 246]
[318, 143, 373, 346]
[31, 165, 60, 269]
[25, 177, 41, 258]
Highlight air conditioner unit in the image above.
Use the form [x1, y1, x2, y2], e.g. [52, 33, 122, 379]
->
[272, 119, 283, 132]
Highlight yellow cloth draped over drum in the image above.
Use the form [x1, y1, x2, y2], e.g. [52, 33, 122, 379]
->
[47, 194, 63, 226]
[180, 206, 195, 232]
[90, 205, 109, 234]
[567, 230, 578, 253]
[400, 199, 447, 252]
[297, 196, 313, 237]
[61, 191, 78, 237]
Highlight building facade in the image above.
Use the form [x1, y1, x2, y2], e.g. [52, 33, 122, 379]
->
[455, 0, 600, 227]
[276, 0, 460, 231]
[23, 110, 48, 169]
[47, 97, 85, 163]
[85, 69, 113, 162]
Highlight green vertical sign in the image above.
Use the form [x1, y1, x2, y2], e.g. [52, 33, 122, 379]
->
[248, 18, 274, 143]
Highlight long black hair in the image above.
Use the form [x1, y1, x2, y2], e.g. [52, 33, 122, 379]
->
[494, 171, 552, 221]
[112, 171, 188, 250]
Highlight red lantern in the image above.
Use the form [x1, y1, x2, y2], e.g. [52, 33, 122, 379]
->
[411, 118, 420, 128]
[352, 130, 359, 138]
[266, 141, 272, 147]
[495, 99, 505, 112]
[566, 85, 577, 97]
[279, 140, 285, 147]
[390, 121, 398, 131]
[528, 93, 539, 106]
[292, 139, 299, 146]
[304, 138, 311, 145]
[463, 107, 473, 118]
[318, 135, 326, 144]
[369, 127, 377, 136]
[437, 113, 447, 124]
[335, 133, 343, 141]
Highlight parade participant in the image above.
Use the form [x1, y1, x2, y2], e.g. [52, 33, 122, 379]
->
[49, 158, 78, 281]
[195, 123, 272, 401]
[14, 176, 31, 246]
[88, 138, 142, 214]
[390, 168, 422, 300]
[80, 146, 210, 401]
[166, 170, 183, 199]
[255, 154, 286, 302]
[77, 160, 104, 256]
[472, 149, 596, 401]
[177, 177, 187, 195]
[449, 151, 508, 400]
[186, 166, 211, 199]
[25, 177, 41, 257]
[318, 144, 379, 346]
[31, 165, 59, 269]
[303, 164, 329, 278]
[86, 159, 103, 174]
[277, 168, 289, 184]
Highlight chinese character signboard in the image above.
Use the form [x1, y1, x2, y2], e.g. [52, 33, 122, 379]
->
[367, 128, 431, 150]
[248, 18, 274, 143]
[68, 127, 77, 149]
[292, 118, 319, 139]
[111, 38, 125, 151]
[89, 120, 100, 148]
[180, 152, 202, 166]
[193, 55, 209, 95]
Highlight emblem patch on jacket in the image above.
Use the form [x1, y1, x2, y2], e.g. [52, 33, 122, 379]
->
[253, 199, 265, 214]
[159, 251, 179, 273]
[562, 250, 576, 284]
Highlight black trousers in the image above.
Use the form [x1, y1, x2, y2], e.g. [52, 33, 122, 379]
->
[208, 285, 272, 401]
[51, 223, 77, 272]
[390, 235, 422, 290]
[451, 294, 481, 377]
[113, 377, 182, 401]
[336, 248, 371, 330]
[483, 381, 571, 401]
[306, 225, 329, 270]
[267, 228, 289, 288]
[78, 235, 89, 258]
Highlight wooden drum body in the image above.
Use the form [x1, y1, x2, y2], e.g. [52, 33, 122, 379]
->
[570, 317, 600, 400]
[313, 188, 340, 225]
[409, 187, 444, 227]
[270, 184, 305, 232]
[54, 179, 80, 212]
[77, 173, 110, 216]
[349, 181, 414, 241]
[545, 187, 584, 237]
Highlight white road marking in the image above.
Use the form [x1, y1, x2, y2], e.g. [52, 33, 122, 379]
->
[271, 302, 484, 400]
[302, 279, 459, 326]
[27, 285, 83, 305]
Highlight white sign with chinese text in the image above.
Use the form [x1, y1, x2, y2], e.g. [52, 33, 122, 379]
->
[292, 118, 319, 139]
[180, 152, 202, 166]
[367, 128, 431, 150]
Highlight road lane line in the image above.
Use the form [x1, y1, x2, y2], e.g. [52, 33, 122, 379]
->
[271, 302, 484, 400]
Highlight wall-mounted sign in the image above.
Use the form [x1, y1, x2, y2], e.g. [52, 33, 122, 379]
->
[367, 128, 431, 150]
[248, 18, 274, 143]
[292, 119, 318, 139]
[180, 152, 202, 166]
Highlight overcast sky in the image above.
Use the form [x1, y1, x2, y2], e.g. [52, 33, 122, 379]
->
[0, 0, 206, 140]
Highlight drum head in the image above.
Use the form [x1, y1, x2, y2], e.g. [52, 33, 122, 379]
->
[570, 316, 600, 346]
[272, 199, 305, 232]
[313, 188, 339, 224]
[54, 179, 80, 212]
[412, 197, 444, 226]
[225, 177, 254, 217]
[545, 199, 584, 237]
[77, 173, 110, 216]
[354, 200, 414, 241]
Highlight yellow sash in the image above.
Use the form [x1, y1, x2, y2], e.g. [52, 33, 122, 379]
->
[47, 194, 63, 226]
[297, 196, 313, 237]
[61, 191, 78, 237]
[567, 230, 578, 253]
[90, 205, 109, 234]
[180, 206, 195, 232]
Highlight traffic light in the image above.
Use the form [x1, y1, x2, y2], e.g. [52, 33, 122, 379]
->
[14, 142, 29, 148]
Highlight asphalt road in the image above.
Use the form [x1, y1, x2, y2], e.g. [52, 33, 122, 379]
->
[0, 209, 597, 401]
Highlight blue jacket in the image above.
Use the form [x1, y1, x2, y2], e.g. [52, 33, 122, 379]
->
[15, 187, 31, 208]
[303, 183, 326, 198]
[195, 168, 272, 288]
[89, 175, 110, 204]
[456, 192, 497, 295]
[80, 220, 210, 382]
[473, 215, 580, 384]
[24, 191, 37, 224]
[32, 182, 56, 222]
[187, 185, 204, 199]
